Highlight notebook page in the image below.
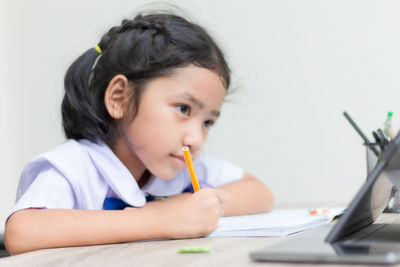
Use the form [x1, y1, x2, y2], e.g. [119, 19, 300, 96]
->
[208, 208, 345, 237]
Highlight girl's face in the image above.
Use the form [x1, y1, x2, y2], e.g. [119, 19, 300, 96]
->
[112, 65, 227, 181]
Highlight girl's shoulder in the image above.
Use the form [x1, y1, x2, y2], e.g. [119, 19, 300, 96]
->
[20, 139, 103, 191]
[193, 155, 245, 186]
[26, 139, 94, 174]
[19, 139, 144, 207]
[194, 155, 244, 173]
[23, 139, 91, 165]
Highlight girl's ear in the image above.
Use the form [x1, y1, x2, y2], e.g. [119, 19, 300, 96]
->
[104, 74, 131, 119]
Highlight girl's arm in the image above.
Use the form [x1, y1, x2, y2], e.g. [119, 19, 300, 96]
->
[149, 173, 274, 217]
[4, 188, 228, 255]
[218, 173, 274, 216]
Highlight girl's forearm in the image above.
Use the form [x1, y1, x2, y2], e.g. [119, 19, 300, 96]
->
[218, 173, 274, 216]
[5, 188, 228, 255]
[5, 207, 168, 255]
[4, 178, 271, 254]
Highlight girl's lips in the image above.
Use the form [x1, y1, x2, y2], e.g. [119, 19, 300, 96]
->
[170, 154, 186, 168]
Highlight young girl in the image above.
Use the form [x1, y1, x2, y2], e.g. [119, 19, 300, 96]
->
[4, 12, 274, 254]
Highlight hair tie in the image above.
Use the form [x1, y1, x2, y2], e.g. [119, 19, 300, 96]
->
[94, 45, 102, 54]
[88, 45, 102, 87]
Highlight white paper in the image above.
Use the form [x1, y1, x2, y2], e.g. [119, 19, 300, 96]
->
[208, 207, 345, 237]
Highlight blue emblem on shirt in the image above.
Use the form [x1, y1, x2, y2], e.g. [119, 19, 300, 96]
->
[104, 194, 162, 210]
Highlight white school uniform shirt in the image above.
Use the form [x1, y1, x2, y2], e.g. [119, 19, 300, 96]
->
[12, 139, 244, 214]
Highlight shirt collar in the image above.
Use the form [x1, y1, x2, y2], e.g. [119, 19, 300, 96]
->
[80, 139, 146, 207]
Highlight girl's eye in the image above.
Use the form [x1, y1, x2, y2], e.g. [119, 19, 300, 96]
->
[176, 104, 190, 115]
[203, 120, 215, 128]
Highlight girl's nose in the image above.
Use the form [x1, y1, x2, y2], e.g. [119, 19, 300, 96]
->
[182, 125, 204, 154]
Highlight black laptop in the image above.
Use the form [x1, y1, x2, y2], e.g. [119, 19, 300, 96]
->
[250, 131, 400, 265]
[0, 233, 9, 258]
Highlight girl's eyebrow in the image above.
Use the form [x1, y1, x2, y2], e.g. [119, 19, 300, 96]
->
[174, 92, 220, 117]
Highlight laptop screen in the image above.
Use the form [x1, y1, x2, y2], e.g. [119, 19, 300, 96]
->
[325, 132, 400, 243]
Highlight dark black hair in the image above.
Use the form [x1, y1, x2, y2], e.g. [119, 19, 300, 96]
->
[62, 13, 230, 145]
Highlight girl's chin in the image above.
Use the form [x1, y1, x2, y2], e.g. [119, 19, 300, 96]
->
[149, 168, 182, 180]
[147, 158, 186, 180]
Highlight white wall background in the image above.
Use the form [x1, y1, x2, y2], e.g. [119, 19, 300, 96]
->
[2, 0, 400, 231]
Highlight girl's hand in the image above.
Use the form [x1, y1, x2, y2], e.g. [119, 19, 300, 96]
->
[130, 188, 228, 239]
[163, 188, 229, 239]
[124, 188, 229, 238]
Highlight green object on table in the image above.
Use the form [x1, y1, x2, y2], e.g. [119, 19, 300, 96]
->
[178, 247, 210, 253]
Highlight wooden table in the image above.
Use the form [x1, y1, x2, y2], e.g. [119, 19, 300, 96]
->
[1, 214, 400, 267]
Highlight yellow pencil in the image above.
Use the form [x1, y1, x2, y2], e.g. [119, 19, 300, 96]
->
[182, 146, 200, 192]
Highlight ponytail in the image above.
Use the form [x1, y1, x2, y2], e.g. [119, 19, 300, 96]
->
[62, 48, 112, 142]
